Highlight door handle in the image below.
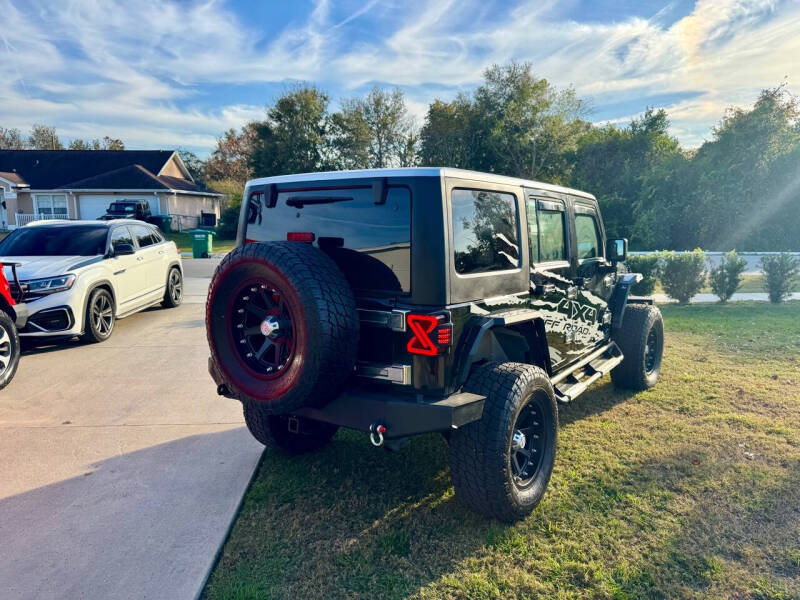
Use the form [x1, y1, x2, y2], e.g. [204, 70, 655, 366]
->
[158, 250, 166, 255]
[533, 283, 556, 296]
[137, 256, 144, 261]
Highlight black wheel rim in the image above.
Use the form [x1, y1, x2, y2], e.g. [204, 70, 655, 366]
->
[92, 294, 113, 336]
[644, 328, 658, 373]
[231, 281, 295, 378]
[510, 393, 548, 489]
[169, 270, 182, 303]
[0, 323, 12, 375]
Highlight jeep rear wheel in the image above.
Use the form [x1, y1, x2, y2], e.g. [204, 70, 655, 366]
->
[449, 362, 558, 522]
[243, 402, 338, 454]
[206, 242, 358, 415]
[611, 304, 664, 390]
[0, 311, 21, 390]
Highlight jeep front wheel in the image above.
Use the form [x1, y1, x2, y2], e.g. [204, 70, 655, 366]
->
[206, 242, 358, 415]
[449, 362, 558, 522]
[243, 402, 338, 454]
[611, 304, 664, 390]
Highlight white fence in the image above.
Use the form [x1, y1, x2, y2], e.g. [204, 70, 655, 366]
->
[14, 213, 70, 227]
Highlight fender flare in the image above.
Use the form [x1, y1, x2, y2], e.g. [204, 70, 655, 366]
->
[452, 310, 552, 390]
[608, 273, 641, 331]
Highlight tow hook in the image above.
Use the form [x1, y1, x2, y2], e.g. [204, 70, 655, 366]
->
[369, 423, 387, 447]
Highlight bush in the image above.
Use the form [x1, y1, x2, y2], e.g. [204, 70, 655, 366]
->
[624, 254, 661, 295]
[708, 250, 747, 303]
[760, 253, 800, 303]
[216, 193, 242, 239]
[660, 249, 706, 304]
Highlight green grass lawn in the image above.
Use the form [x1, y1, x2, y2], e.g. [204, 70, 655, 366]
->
[206, 302, 800, 600]
[165, 231, 236, 255]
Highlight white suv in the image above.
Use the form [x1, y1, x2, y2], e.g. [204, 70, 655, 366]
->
[0, 220, 183, 342]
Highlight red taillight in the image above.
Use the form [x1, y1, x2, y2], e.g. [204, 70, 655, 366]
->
[245, 238, 258, 244]
[287, 232, 315, 243]
[406, 314, 451, 356]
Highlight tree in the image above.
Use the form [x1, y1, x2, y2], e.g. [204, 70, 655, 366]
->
[419, 96, 478, 168]
[419, 62, 588, 184]
[760, 253, 799, 303]
[0, 127, 24, 149]
[708, 250, 747, 303]
[205, 123, 258, 186]
[570, 108, 684, 245]
[691, 87, 800, 250]
[249, 86, 330, 177]
[68, 136, 125, 150]
[177, 149, 205, 184]
[330, 88, 416, 168]
[27, 124, 63, 149]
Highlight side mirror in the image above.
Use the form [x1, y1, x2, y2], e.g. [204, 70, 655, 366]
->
[114, 243, 135, 256]
[606, 238, 628, 263]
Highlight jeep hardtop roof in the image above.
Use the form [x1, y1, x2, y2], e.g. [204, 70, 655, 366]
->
[247, 167, 596, 201]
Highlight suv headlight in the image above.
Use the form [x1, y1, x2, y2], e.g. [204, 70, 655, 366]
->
[22, 274, 76, 295]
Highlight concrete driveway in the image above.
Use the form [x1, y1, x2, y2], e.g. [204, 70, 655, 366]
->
[0, 259, 263, 600]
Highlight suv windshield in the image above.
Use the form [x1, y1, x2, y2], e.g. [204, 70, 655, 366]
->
[110, 203, 136, 213]
[246, 185, 411, 293]
[0, 225, 108, 256]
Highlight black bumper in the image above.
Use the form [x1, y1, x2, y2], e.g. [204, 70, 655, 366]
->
[210, 358, 485, 439]
[296, 385, 486, 439]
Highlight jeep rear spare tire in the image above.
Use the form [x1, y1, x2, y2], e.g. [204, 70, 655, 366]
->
[206, 242, 358, 414]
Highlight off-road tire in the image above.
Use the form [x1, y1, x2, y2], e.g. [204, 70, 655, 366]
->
[243, 401, 338, 454]
[162, 267, 183, 308]
[450, 362, 558, 522]
[81, 288, 115, 343]
[611, 304, 663, 390]
[0, 310, 21, 390]
[206, 242, 358, 414]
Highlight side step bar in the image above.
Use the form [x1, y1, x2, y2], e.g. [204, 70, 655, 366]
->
[552, 342, 623, 403]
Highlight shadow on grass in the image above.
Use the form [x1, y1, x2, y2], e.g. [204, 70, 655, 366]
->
[205, 377, 800, 600]
[203, 383, 644, 600]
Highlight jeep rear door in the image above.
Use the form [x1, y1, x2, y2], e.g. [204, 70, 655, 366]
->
[524, 193, 574, 369]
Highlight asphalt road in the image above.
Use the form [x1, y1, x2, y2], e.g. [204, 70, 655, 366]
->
[0, 258, 263, 600]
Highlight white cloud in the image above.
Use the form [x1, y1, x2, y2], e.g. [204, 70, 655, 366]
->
[1, 0, 799, 152]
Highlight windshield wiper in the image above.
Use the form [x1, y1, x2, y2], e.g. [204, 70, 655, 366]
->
[286, 196, 354, 208]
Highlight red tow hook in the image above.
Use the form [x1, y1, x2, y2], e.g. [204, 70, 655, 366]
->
[370, 423, 387, 447]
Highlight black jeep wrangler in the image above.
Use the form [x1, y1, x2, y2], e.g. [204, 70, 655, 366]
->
[206, 168, 663, 521]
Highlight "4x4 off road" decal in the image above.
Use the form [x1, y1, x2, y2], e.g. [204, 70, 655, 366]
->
[556, 298, 598, 323]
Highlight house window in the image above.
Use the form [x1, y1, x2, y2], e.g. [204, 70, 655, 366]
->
[35, 194, 69, 217]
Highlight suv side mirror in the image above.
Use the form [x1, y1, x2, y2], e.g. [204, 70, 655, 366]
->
[114, 243, 135, 256]
[606, 238, 628, 263]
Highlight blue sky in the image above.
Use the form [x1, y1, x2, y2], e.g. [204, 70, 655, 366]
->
[2, 0, 799, 156]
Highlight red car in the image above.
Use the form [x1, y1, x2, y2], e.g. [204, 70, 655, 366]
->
[0, 262, 25, 390]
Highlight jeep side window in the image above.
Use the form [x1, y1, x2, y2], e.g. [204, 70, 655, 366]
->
[537, 208, 566, 262]
[575, 213, 602, 259]
[452, 189, 519, 275]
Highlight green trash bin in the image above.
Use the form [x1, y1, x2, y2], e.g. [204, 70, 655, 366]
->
[159, 215, 172, 233]
[190, 229, 214, 258]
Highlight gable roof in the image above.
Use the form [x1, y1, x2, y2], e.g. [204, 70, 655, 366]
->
[0, 171, 28, 186]
[0, 150, 219, 195]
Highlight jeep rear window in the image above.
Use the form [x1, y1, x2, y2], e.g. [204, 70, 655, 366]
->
[452, 189, 520, 275]
[246, 186, 411, 293]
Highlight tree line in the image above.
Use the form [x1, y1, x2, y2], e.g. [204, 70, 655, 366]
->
[0, 124, 125, 151]
[5, 62, 798, 251]
[205, 63, 799, 251]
